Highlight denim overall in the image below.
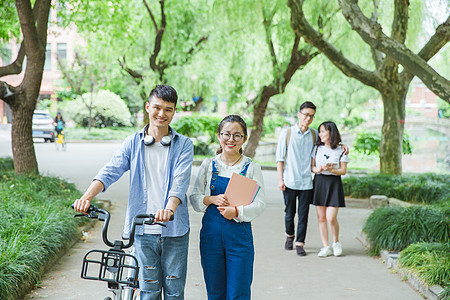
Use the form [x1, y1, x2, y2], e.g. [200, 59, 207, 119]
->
[200, 159, 255, 300]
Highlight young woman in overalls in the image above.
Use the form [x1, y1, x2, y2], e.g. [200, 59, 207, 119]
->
[190, 115, 266, 300]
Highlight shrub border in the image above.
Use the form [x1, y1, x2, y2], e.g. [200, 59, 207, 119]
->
[16, 200, 111, 299]
[379, 250, 446, 300]
[356, 194, 447, 300]
[357, 230, 446, 300]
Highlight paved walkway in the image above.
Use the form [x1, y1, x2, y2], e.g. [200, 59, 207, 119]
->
[0, 129, 422, 299]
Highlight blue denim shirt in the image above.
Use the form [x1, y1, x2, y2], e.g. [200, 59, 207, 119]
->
[93, 126, 194, 238]
[275, 125, 317, 190]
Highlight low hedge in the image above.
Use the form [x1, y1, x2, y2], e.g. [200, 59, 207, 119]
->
[399, 242, 449, 296]
[363, 206, 450, 255]
[0, 157, 87, 300]
[342, 173, 449, 204]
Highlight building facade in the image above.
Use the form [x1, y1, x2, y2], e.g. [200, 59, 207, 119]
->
[0, 7, 78, 124]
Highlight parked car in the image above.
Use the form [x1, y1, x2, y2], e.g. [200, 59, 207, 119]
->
[32, 110, 55, 142]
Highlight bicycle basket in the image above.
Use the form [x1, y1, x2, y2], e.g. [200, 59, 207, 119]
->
[81, 249, 139, 287]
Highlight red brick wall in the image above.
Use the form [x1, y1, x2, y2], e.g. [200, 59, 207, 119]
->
[407, 84, 438, 118]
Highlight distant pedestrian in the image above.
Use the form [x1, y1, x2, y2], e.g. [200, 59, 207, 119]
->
[190, 114, 265, 300]
[54, 112, 65, 136]
[311, 121, 349, 257]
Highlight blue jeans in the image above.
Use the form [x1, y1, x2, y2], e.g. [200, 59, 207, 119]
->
[200, 160, 254, 300]
[134, 232, 189, 300]
[283, 187, 313, 243]
[200, 205, 254, 300]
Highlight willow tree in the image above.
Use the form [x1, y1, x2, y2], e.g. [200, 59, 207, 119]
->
[289, 0, 449, 174]
[63, 0, 210, 124]
[204, 0, 329, 157]
[0, 0, 51, 174]
[242, 1, 320, 157]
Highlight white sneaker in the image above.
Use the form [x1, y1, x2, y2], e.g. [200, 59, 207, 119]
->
[318, 246, 332, 257]
[333, 242, 343, 256]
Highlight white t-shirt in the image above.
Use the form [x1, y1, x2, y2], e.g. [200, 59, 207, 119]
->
[312, 145, 349, 176]
[144, 142, 169, 234]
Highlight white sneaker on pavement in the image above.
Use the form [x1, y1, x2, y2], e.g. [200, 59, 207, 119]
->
[333, 242, 343, 256]
[318, 246, 332, 257]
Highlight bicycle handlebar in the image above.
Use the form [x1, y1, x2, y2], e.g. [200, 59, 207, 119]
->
[72, 204, 174, 250]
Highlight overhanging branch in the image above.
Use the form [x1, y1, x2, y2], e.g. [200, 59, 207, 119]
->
[0, 42, 26, 77]
[288, 0, 381, 90]
[339, 0, 450, 101]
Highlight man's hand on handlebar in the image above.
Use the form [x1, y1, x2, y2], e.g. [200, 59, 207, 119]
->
[73, 198, 92, 214]
[155, 208, 174, 223]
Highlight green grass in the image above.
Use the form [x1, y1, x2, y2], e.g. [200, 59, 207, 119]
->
[399, 242, 449, 294]
[0, 157, 14, 170]
[343, 173, 450, 205]
[0, 158, 88, 300]
[65, 126, 137, 141]
[363, 206, 450, 255]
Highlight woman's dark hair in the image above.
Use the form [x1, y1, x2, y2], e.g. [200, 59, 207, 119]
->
[317, 121, 341, 149]
[216, 115, 248, 155]
[148, 84, 178, 106]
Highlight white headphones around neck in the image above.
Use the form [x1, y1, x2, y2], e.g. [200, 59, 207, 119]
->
[143, 125, 172, 146]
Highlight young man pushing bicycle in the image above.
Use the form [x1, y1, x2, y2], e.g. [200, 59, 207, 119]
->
[73, 84, 194, 300]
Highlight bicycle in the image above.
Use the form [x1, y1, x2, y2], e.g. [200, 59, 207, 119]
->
[73, 205, 173, 300]
[55, 130, 66, 151]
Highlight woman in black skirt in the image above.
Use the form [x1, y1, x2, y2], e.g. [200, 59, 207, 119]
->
[311, 121, 349, 257]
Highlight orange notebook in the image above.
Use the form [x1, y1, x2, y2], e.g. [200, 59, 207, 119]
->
[225, 173, 259, 206]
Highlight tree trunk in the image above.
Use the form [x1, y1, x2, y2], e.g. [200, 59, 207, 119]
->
[0, 0, 51, 174]
[10, 95, 38, 174]
[244, 86, 277, 157]
[379, 86, 407, 175]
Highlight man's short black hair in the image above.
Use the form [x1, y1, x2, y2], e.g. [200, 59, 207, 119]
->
[299, 101, 316, 111]
[148, 85, 178, 106]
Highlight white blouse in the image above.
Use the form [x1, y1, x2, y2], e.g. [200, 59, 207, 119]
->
[189, 155, 266, 222]
[312, 145, 349, 176]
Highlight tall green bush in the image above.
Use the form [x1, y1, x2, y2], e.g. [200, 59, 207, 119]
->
[343, 173, 449, 204]
[172, 114, 222, 155]
[172, 114, 222, 140]
[353, 131, 412, 156]
[342, 116, 364, 129]
[262, 115, 287, 137]
[65, 90, 132, 127]
[0, 157, 14, 171]
[363, 206, 450, 255]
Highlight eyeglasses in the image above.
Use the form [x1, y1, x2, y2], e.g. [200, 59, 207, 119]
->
[220, 132, 245, 142]
[300, 111, 315, 119]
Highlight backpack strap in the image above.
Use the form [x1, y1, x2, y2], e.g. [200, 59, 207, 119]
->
[284, 127, 315, 170]
[311, 129, 316, 144]
[283, 127, 291, 171]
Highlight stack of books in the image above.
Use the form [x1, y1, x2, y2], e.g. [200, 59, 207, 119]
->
[224, 173, 260, 207]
